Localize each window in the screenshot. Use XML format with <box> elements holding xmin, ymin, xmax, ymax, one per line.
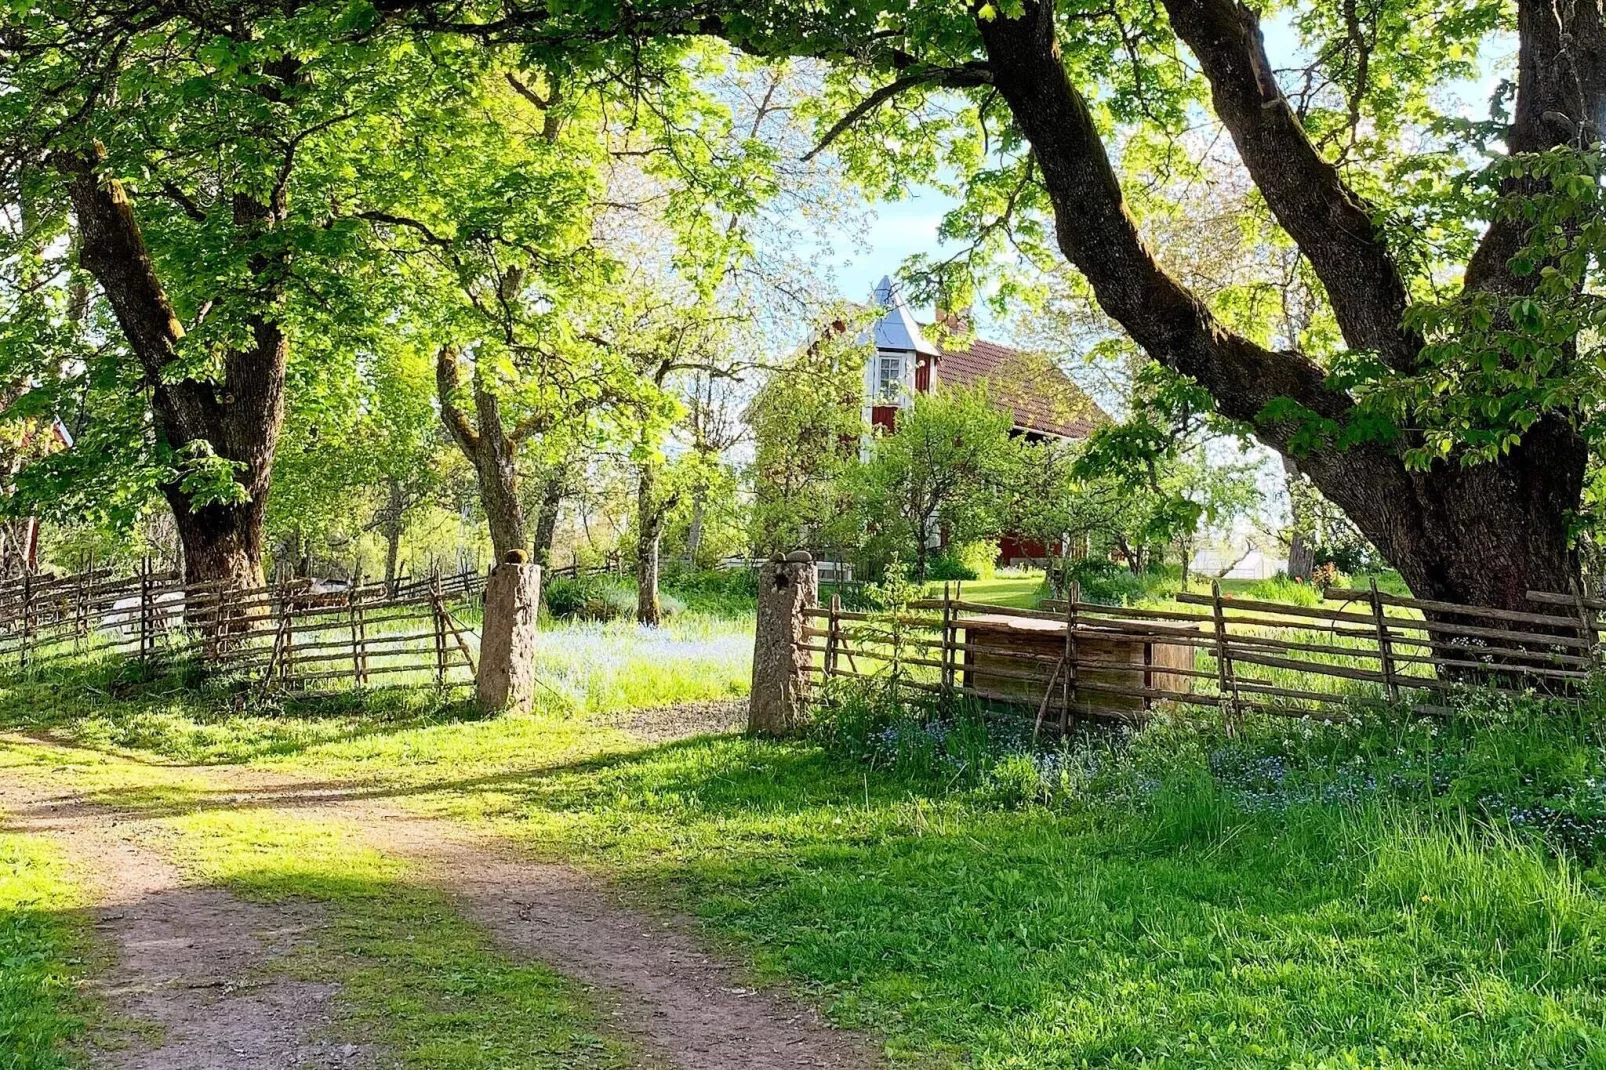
<box><xmin>876</xmin><ymin>354</ymin><xmax>904</xmax><ymax>401</ymax></box>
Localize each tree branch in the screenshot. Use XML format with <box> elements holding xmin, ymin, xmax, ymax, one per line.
<box><xmin>356</xmin><ymin>209</ymin><xmax>452</xmax><ymax>247</ymax></box>
<box><xmin>1464</xmin><ymin>0</ymin><xmax>1606</xmax><ymax>296</ymax></box>
<box><xmin>1158</xmin><ymin>0</ymin><xmax>1419</xmax><ymax>371</ymax></box>
<box><xmin>802</xmin><ymin>62</ymin><xmax>994</xmax><ymax>161</ymax></box>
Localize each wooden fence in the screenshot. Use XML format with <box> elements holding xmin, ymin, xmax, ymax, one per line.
<box><xmin>0</xmin><ymin>561</ymin><xmax>485</xmax><ymax>690</ymax></box>
<box><xmin>547</xmin><ymin>551</ymin><xmax>627</xmax><ymax>581</ymax></box>
<box><xmin>801</xmin><ymin>581</ymin><xmax>1606</xmax><ymax>729</ymax></box>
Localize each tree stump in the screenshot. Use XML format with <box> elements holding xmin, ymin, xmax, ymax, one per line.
<box><xmin>478</xmin><ymin>556</ymin><xmax>542</xmax><ymax>714</ymax></box>
<box><xmin>749</xmin><ymin>552</ymin><xmax>818</xmax><ymax>736</ymax></box>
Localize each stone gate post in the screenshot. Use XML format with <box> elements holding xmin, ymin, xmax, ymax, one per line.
<box><xmin>749</xmin><ymin>550</ymin><xmax>818</xmax><ymax>736</ymax></box>
<box><xmin>478</xmin><ymin>552</ymin><xmax>543</xmax><ymax>714</ymax></box>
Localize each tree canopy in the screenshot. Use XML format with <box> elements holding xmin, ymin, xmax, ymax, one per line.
<box><xmin>5</xmin><ymin>0</ymin><xmax>1602</xmax><ymax>606</ymax></box>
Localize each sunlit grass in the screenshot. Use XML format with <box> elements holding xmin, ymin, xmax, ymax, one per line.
<box><xmin>0</xmin><ymin>817</ymin><xmax>86</xmax><ymax>1070</ymax></box>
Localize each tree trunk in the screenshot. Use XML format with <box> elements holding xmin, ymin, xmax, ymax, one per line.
<box><xmin>382</xmin><ymin>478</ymin><xmax>405</xmax><ymax>585</ymax></box>
<box><xmin>530</xmin><ymin>472</ymin><xmax>564</xmax><ymax>566</ymax></box>
<box><xmin>56</xmin><ymin>148</ymin><xmax>287</xmax><ymax>594</ymax></box>
<box><xmin>971</xmin><ymin>0</ymin><xmax>1593</xmax><ymax>615</ymax></box>
<box><xmin>437</xmin><ymin>349</ymin><xmax>526</xmax><ymax>562</ymax></box>
<box><xmin>1282</xmin><ymin>456</ymin><xmax>1314</xmax><ymax>581</ymax></box>
<box><xmin>636</xmin><ymin>464</ymin><xmax>664</xmax><ymax>627</ymax></box>
<box><xmin>476</xmin><ymin>440</ymin><xmax>526</xmax><ymax>562</ymax></box>
<box><xmin>684</xmin><ymin>494</ymin><xmax>705</xmax><ymax>568</ymax></box>
<box><xmin>170</xmin><ymin>496</ymin><xmax>267</xmax><ymax>590</ymax></box>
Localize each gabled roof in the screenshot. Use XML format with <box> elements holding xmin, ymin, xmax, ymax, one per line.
<box><xmin>932</xmin><ymin>333</ymin><xmax>1106</xmax><ymax>440</ymax></box>
<box><xmin>862</xmin><ymin>276</ymin><xmax>941</xmax><ymax>357</ymax></box>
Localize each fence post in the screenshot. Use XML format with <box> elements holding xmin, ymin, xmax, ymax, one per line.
<box><xmin>749</xmin><ymin>551</ymin><xmax>818</xmax><ymax>736</ymax></box>
<box><xmin>1211</xmin><ymin>581</ymin><xmax>1239</xmax><ymax>730</ymax></box>
<box><xmin>138</xmin><ymin>555</ymin><xmax>152</xmax><ymax>664</ymax></box>
<box><xmin>940</xmin><ymin>583</ymin><xmax>955</xmax><ymax>696</ymax></box>
<box><xmin>280</xmin><ymin>580</ymin><xmax>295</xmax><ymax>687</ymax></box>
<box><xmin>350</xmin><ymin>570</ymin><xmax>368</xmax><ymax>686</ymax></box>
<box><xmin>1369</xmin><ymin>578</ymin><xmax>1400</xmax><ymax>704</ymax></box>
<box><xmin>19</xmin><ymin>570</ymin><xmax>32</xmax><ymax>671</ymax></box>
<box><xmin>432</xmin><ymin>570</ymin><xmax>446</xmax><ymax>687</ymax></box>
<box><xmin>1062</xmin><ymin>581</ymin><xmax>1080</xmax><ymax>734</ymax></box>
<box><xmin>76</xmin><ymin>552</ymin><xmax>91</xmax><ymax>642</ymax></box>
<box><xmin>1569</xmin><ymin>577</ymin><xmax>1598</xmax><ymax>668</ymax></box>
<box><xmin>826</xmin><ymin>593</ymin><xmax>842</xmax><ymax>679</ymax></box>
<box><xmin>477</xmin><ymin>552</ymin><xmax>541</xmax><ymax>712</ymax></box>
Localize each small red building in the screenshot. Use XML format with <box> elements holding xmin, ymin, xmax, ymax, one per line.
<box><xmin>860</xmin><ymin>277</ymin><xmax>1106</xmax><ymax>563</ymax></box>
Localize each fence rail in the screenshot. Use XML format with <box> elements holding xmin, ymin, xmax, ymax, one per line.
<box><xmin>802</xmin><ymin>581</ymin><xmax>1605</xmax><ymax>729</ymax></box>
<box><xmin>0</xmin><ymin>560</ymin><xmax>486</xmax><ymax>690</ymax></box>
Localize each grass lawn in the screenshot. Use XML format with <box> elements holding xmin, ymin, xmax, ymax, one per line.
<box><xmin>927</xmin><ymin>572</ymin><xmax>1047</xmax><ymax>609</ymax></box>
<box><xmin>0</xmin><ymin>820</ymin><xmax>86</xmax><ymax>1070</ymax></box>
<box><xmin>6</xmin><ymin>611</ymin><xmax>1606</xmax><ymax>1068</ymax></box>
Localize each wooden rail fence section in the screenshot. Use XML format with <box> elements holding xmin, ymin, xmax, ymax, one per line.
<box><xmin>0</xmin><ymin>561</ymin><xmax>485</xmax><ymax>690</ymax></box>
<box><xmin>802</xmin><ymin>581</ymin><xmax>1606</xmax><ymax>726</ymax></box>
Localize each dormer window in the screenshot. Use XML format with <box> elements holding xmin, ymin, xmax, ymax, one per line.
<box><xmin>875</xmin><ymin>353</ymin><xmax>904</xmax><ymax>401</ymax></box>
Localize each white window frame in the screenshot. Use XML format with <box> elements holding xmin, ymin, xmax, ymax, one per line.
<box><xmin>875</xmin><ymin>353</ymin><xmax>905</xmax><ymax>402</ymax></box>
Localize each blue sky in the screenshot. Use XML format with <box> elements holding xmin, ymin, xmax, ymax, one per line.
<box><xmin>833</xmin><ymin>188</ymin><xmax>955</xmax><ymax>309</ymax></box>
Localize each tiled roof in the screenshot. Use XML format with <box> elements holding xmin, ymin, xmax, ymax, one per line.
<box><xmin>931</xmin><ymin>332</ymin><xmax>1106</xmax><ymax>439</ymax></box>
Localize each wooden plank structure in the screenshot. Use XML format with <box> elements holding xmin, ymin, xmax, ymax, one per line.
<box><xmin>800</xmin><ymin>583</ymin><xmax>1606</xmax><ymax>727</ymax></box>
<box><xmin>0</xmin><ymin>563</ymin><xmax>486</xmax><ymax>691</ymax></box>
<box><xmin>957</xmin><ymin>613</ymin><xmax>1198</xmax><ymax>719</ymax></box>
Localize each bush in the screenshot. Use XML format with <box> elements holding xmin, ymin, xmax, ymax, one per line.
<box><xmin>660</xmin><ymin>564</ymin><xmax>757</xmax><ymax>616</ymax></box>
<box><xmin>543</xmin><ymin>576</ymin><xmax>684</xmax><ymax>621</ymax></box>
<box><xmin>541</xmin><ymin>577</ymin><xmax>593</xmax><ymax>618</ymax></box>
<box><xmin>1307</xmin><ymin>540</ymin><xmax>1378</xmax><ymax>576</ymax></box>
<box><xmin>928</xmin><ymin>540</ymin><xmax>998</xmax><ymax>582</ymax></box>
<box><xmin>926</xmin><ymin>554</ymin><xmax>976</xmax><ymax>581</ymax></box>
<box><xmin>1064</xmin><ymin>560</ymin><xmax>1144</xmax><ymax>606</ymax></box>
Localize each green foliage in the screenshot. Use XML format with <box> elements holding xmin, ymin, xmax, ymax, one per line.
<box><xmin>747</xmin><ymin>324</ymin><xmax>870</xmax><ymax>554</ymax></box>
<box><xmin>659</xmin><ymin>566</ymin><xmax>757</xmax><ymax>617</ymax></box>
<box><xmin>1063</xmin><ymin>559</ymin><xmax>1145</xmax><ymax>606</ymax></box>
<box><xmin>543</xmin><ymin>577</ymin><xmax>685</xmax><ymax>622</ymax></box>
<box><xmin>926</xmin><ymin>540</ymin><xmax>997</xmax><ymax>581</ymax></box>
<box><xmin>852</xmin><ymin>386</ymin><xmax>1021</xmax><ymax>580</ymax></box>
<box><xmin>1342</xmin><ymin>149</ymin><xmax>1606</xmax><ymax>470</ymax></box>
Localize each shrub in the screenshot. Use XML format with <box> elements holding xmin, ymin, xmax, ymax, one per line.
<box><xmin>543</xmin><ymin>576</ymin><xmax>683</xmax><ymax>621</ymax></box>
<box><xmin>660</xmin><ymin>565</ymin><xmax>756</xmax><ymax>616</ymax></box>
<box><xmin>929</xmin><ymin>540</ymin><xmax>998</xmax><ymax>582</ymax></box>
<box><xmin>1065</xmin><ymin>560</ymin><xmax>1144</xmax><ymax>606</ymax></box>
<box><xmin>541</xmin><ymin>577</ymin><xmax>591</xmax><ymax>618</ymax></box>
<box><xmin>926</xmin><ymin>552</ymin><xmax>977</xmax><ymax>581</ymax></box>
